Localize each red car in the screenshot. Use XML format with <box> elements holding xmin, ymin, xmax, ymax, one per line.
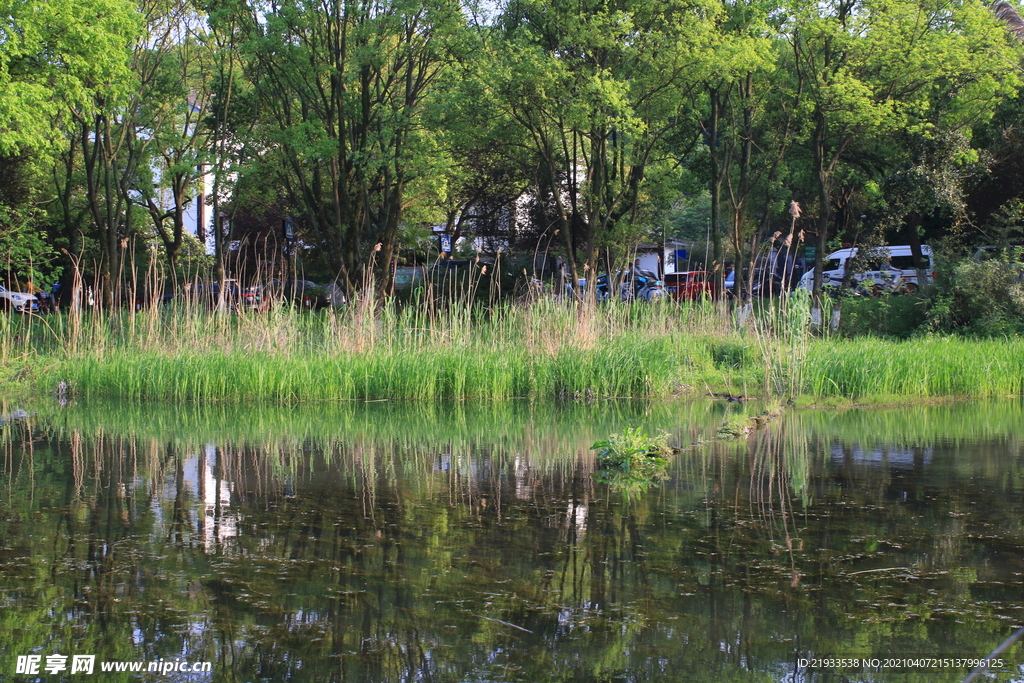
<box><xmin>663</xmin><ymin>271</ymin><xmax>716</xmax><ymax>301</ymax></box>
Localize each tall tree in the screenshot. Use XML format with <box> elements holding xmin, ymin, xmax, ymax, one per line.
<box><xmin>0</xmin><ymin>0</ymin><xmax>138</xmax><ymax>159</ymax></box>
<box><xmin>787</xmin><ymin>0</ymin><xmax>1021</xmax><ymax>318</ymax></box>
<box><xmin>60</xmin><ymin>0</ymin><xmax>204</xmax><ymax>304</ymax></box>
<box><xmin>698</xmin><ymin>0</ymin><xmax>780</xmax><ymax>300</ymax></box>
<box><xmin>484</xmin><ymin>0</ymin><xmax>720</xmax><ymax>290</ymax></box>
<box><xmin>1</xmin><ymin>0</ymin><xmax>138</xmax><ymax>288</ymax></box>
<box><xmin>236</xmin><ymin>0</ymin><xmax>466</xmax><ymax>294</ymax></box>
<box><xmin>133</xmin><ymin>8</ymin><xmax>216</xmax><ymax>277</ymax></box>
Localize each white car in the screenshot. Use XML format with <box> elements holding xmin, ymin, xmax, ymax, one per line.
<box><xmin>0</xmin><ymin>285</ymin><xmax>39</xmax><ymax>313</ymax></box>
<box><xmin>798</xmin><ymin>245</ymin><xmax>933</xmax><ymax>293</ymax></box>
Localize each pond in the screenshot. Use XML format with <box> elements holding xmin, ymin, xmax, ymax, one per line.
<box><xmin>2</xmin><ymin>399</ymin><xmax>1023</xmax><ymax>682</ymax></box>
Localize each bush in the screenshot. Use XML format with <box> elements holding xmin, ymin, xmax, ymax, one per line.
<box><xmin>926</xmin><ymin>258</ymin><xmax>1024</xmax><ymax>336</ymax></box>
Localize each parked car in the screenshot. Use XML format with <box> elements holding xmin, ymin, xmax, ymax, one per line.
<box><xmin>725</xmin><ymin>269</ymin><xmax>786</xmax><ymax>299</ymax></box>
<box><xmin>663</xmin><ymin>271</ymin><xmax>716</xmax><ymax>301</ymax></box>
<box><xmin>270</xmin><ymin>279</ymin><xmax>332</xmax><ymax>309</ymax></box>
<box><xmin>322</xmin><ymin>282</ymin><xmax>347</xmax><ymax>306</ymax></box>
<box><xmin>619</xmin><ymin>270</ymin><xmax>666</xmax><ymax>302</ymax></box>
<box><xmin>797</xmin><ymin>245</ymin><xmax>933</xmax><ymax>294</ymax></box>
<box><xmin>0</xmin><ymin>285</ymin><xmax>39</xmax><ymax>313</ymax></box>
<box><xmin>241</xmin><ymin>285</ymin><xmax>270</xmax><ymax>312</ymax></box>
<box><xmin>186</xmin><ymin>280</ymin><xmax>240</xmax><ymax>308</ymax></box>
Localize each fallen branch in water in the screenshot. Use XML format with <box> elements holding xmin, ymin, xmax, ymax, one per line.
<box><xmin>472</xmin><ymin>613</ymin><xmax>533</xmax><ymax>633</ymax></box>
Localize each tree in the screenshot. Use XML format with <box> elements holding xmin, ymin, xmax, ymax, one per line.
<box><xmin>0</xmin><ymin>0</ymin><xmax>138</xmax><ymax>158</ymax></box>
<box><xmin>1</xmin><ymin>0</ymin><xmax>138</xmax><ymax>289</ymax></box>
<box><xmin>234</xmin><ymin>0</ymin><xmax>467</xmax><ymax>294</ymax></box>
<box><xmin>483</xmin><ymin>0</ymin><xmax>720</xmax><ymax>292</ymax></box>
<box><xmin>203</xmin><ymin>0</ymin><xmax>259</xmax><ymax>284</ymax></box>
<box><xmin>414</xmin><ymin>59</ymin><xmax>535</xmax><ymax>267</ymax></box>
<box><xmin>52</xmin><ymin>0</ymin><xmax>211</xmax><ymax>304</ymax></box>
<box><xmin>133</xmin><ymin>9</ymin><xmax>216</xmax><ymax>279</ymax></box>
<box><xmin>786</xmin><ymin>0</ymin><xmax>1021</xmax><ymax>319</ymax></box>
<box><xmin>697</xmin><ymin>0</ymin><xmax>789</xmax><ymax>301</ymax></box>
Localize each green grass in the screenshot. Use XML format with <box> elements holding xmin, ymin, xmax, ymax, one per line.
<box><xmin>46</xmin><ymin>326</ymin><xmax>726</xmax><ymax>401</ymax></box>
<box><xmin>802</xmin><ymin>336</ymin><xmax>1024</xmax><ymax>399</ymax></box>
<box><xmin>3</xmin><ymin>296</ymin><xmax>1023</xmax><ymax>403</ymax></box>
<box><xmin>2</xmin><ymin>300</ymin><xmax>738</xmax><ymax>401</ymax></box>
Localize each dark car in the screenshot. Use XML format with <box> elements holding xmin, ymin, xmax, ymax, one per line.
<box><xmin>725</xmin><ymin>269</ymin><xmax>787</xmax><ymax>299</ymax></box>
<box><xmin>269</xmin><ymin>280</ymin><xmax>332</xmax><ymax>309</ymax></box>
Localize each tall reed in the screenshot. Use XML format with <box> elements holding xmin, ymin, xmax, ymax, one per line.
<box><xmin>5</xmin><ymin>286</ymin><xmax>1024</xmax><ymax>402</ymax></box>
<box><xmin>40</xmin><ymin>299</ymin><xmax>737</xmax><ymax>402</ymax></box>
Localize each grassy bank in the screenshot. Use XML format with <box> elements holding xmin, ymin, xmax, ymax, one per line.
<box><xmin>2</xmin><ymin>297</ymin><xmax>1022</xmax><ymax>402</ymax></box>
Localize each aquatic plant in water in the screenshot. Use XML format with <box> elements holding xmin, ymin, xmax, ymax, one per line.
<box><xmin>592</xmin><ymin>427</ymin><xmax>674</xmax><ymax>494</ymax></box>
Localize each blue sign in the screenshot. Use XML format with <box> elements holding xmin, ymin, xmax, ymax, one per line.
<box><xmin>283</xmin><ymin>217</ymin><xmax>295</xmax><ymax>240</ymax></box>
<box><xmin>440</xmin><ymin>234</ymin><xmax>452</xmax><ymax>253</ymax></box>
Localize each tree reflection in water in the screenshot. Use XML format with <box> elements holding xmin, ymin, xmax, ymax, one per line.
<box><xmin>1</xmin><ymin>401</ymin><xmax>1023</xmax><ymax>682</ymax></box>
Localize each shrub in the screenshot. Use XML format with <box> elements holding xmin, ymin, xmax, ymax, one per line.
<box><xmin>926</xmin><ymin>258</ymin><xmax>1024</xmax><ymax>336</ymax></box>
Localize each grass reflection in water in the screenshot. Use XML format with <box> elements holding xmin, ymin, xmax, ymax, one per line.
<box><xmin>1</xmin><ymin>400</ymin><xmax>1023</xmax><ymax>682</ymax></box>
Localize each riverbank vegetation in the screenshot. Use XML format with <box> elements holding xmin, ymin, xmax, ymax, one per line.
<box><xmin>3</xmin><ymin>295</ymin><xmax>1022</xmax><ymax>403</ymax></box>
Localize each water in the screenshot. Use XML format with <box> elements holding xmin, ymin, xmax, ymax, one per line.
<box><xmin>2</xmin><ymin>400</ymin><xmax>1024</xmax><ymax>682</ymax></box>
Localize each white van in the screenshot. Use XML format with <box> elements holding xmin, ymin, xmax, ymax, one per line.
<box><xmin>797</xmin><ymin>245</ymin><xmax>934</xmax><ymax>293</ymax></box>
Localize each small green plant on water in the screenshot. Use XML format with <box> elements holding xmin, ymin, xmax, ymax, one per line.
<box><xmin>716</xmin><ymin>413</ymin><xmax>753</xmax><ymax>439</ymax></box>
<box><xmin>591</xmin><ymin>427</ymin><xmax>673</xmax><ymax>480</ymax></box>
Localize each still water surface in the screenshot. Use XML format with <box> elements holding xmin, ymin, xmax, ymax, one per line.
<box><xmin>2</xmin><ymin>400</ymin><xmax>1023</xmax><ymax>682</ymax></box>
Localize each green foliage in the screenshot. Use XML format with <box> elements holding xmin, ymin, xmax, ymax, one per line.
<box><xmin>21</xmin><ymin>301</ymin><xmax>745</xmax><ymax>401</ymax></box>
<box><xmin>665</xmin><ymin>192</ymin><xmax>712</xmax><ymax>244</ymax></box>
<box><xmin>592</xmin><ymin>427</ymin><xmax>672</xmax><ymax>470</ymax></box>
<box><xmin>711</xmin><ymin>339</ymin><xmax>752</xmax><ymax>369</ymax></box>
<box><xmin>785</xmin><ymin>0</ymin><xmax>1021</xmax><ymax>303</ymax></box>
<box><xmin>926</xmin><ymin>256</ymin><xmax>1024</xmax><ymax>336</ymax></box>
<box><xmin>592</xmin><ymin>426</ymin><xmax>673</xmax><ymax>494</ymax></box>
<box><xmin>0</xmin><ymin>0</ymin><xmax>139</xmax><ymax>158</ymax></box>
<box><xmin>0</xmin><ymin>207</ymin><xmax>62</xmax><ymax>285</ymax></box>
<box><xmin>801</xmin><ymin>336</ymin><xmax>1024</xmax><ymax>398</ymax></box>
<box><xmin>716</xmin><ymin>412</ymin><xmax>753</xmax><ymax>439</ymax></box>
<box><xmin>5</xmin><ymin>297</ymin><xmax>1024</xmax><ymax>403</ymax></box>
<box><xmin>982</xmin><ymin>199</ymin><xmax>1024</xmax><ymax>247</ymax></box>
<box><xmin>3</xmin><ymin>0</ymin><xmax>1021</xmax><ymax>307</ymax></box>
<box><xmin>837</xmin><ymin>295</ymin><xmax>930</xmax><ymax>339</ymax></box>
<box><xmin>477</xmin><ymin>0</ymin><xmax>724</xmax><ymax>272</ymax></box>
<box><xmin>233</xmin><ymin>0</ymin><xmax>469</xmax><ymax>285</ymax></box>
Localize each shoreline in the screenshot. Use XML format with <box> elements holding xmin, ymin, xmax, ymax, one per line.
<box><xmin>3</xmin><ymin>305</ymin><xmax>1022</xmax><ymax>404</ymax></box>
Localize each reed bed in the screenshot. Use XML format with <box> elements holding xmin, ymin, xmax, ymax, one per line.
<box><xmin>4</xmin><ymin>295</ymin><xmax>1024</xmax><ymax>403</ymax></box>
<box><xmin>802</xmin><ymin>337</ymin><xmax>1024</xmax><ymax>399</ymax></box>
<box><xmin>14</xmin><ymin>299</ymin><xmax>746</xmax><ymax>402</ymax></box>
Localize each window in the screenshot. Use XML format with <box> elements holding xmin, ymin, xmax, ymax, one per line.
<box><xmin>891</xmin><ymin>255</ymin><xmax>924</xmax><ymax>270</ymax></box>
